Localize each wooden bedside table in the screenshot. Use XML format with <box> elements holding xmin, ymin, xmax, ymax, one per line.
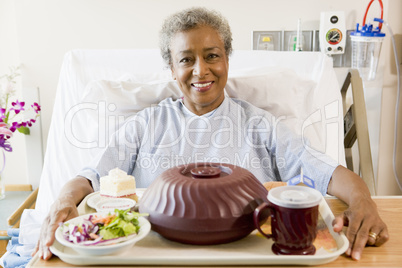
<box><xmin>0</xmin><ymin>185</ymin><xmax>37</xmax><ymax>257</ymax></box>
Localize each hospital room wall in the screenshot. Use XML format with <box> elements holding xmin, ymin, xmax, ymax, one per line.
<box><xmin>377</xmin><ymin>0</ymin><xmax>402</xmax><ymax>195</ymax></box>
<box><xmin>0</xmin><ymin>0</ymin><xmax>400</xmax><ymax>195</ymax></box>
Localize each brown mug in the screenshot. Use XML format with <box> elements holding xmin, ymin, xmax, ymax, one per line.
<box><xmin>253</xmin><ymin>186</ymin><xmax>322</xmax><ymax>255</ymax></box>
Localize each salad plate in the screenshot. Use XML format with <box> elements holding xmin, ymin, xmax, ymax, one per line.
<box><xmin>54</xmin><ymin>211</ymin><xmax>151</xmax><ymax>256</ymax></box>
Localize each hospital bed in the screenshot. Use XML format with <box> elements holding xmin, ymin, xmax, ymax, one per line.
<box><xmin>2</xmin><ymin>49</ymin><xmax>375</xmax><ymax>262</ymax></box>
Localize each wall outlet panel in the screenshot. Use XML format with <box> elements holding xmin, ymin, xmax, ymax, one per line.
<box><xmin>283</xmin><ymin>31</ymin><xmax>313</xmax><ymax>51</ymax></box>
<box><xmin>252</xmin><ymin>29</ymin><xmax>353</xmax><ymax>67</ymax></box>
<box><xmin>252</xmin><ymin>31</ymin><xmax>282</xmax><ymax>51</ymax></box>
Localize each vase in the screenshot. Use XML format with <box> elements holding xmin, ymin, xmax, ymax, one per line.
<box><xmin>0</xmin><ymin>174</ymin><xmax>5</xmax><ymax>200</ymax></box>
<box><xmin>0</xmin><ymin>152</ymin><xmax>5</xmax><ymax>200</ymax></box>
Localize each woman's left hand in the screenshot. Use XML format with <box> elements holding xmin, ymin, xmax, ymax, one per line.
<box><xmin>328</xmin><ymin>165</ymin><xmax>389</xmax><ymax>261</ymax></box>
<box><xmin>332</xmin><ymin>195</ymin><xmax>389</xmax><ymax>260</ymax></box>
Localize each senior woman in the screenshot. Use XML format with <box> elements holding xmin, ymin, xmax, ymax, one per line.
<box><xmin>34</xmin><ymin>7</ymin><xmax>388</xmax><ymax>261</ymax></box>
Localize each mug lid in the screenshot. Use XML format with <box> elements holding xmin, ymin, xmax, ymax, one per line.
<box><xmin>268</xmin><ymin>186</ymin><xmax>322</xmax><ymax>208</ymax></box>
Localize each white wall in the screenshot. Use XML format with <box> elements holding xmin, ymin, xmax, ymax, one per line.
<box><xmin>1</xmin><ymin>0</ymin><xmax>400</xmax><ymax>194</ymax></box>
<box><xmin>0</xmin><ymin>0</ymin><xmax>27</xmax><ymax>187</ymax></box>
<box><xmin>377</xmin><ymin>0</ymin><xmax>402</xmax><ymax>195</ymax></box>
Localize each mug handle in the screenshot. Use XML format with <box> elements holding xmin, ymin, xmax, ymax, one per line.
<box><xmin>253</xmin><ymin>202</ymin><xmax>274</xmax><ymax>239</ymax></box>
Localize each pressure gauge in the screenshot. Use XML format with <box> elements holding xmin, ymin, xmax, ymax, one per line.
<box><xmin>326</xmin><ymin>28</ymin><xmax>343</xmax><ymax>45</ymax></box>
<box><xmin>319</xmin><ymin>11</ymin><xmax>346</xmax><ymax>55</ymax></box>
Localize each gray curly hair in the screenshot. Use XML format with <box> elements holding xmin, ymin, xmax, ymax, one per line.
<box><xmin>159</xmin><ymin>7</ymin><xmax>233</xmax><ymax>67</ymax></box>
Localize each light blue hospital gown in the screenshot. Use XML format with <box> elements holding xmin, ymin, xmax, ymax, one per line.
<box><xmin>79</xmin><ymin>97</ymin><xmax>338</xmax><ymax>195</ymax></box>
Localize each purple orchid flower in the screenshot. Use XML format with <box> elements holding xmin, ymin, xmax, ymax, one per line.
<box><xmin>11</xmin><ymin>100</ymin><xmax>25</xmax><ymax>114</ymax></box>
<box><xmin>0</xmin><ymin>67</ymin><xmax>40</xmax><ymax>148</ymax></box>
<box><xmin>26</xmin><ymin>119</ymin><xmax>36</xmax><ymax>127</ymax></box>
<box><xmin>0</xmin><ymin>108</ymin><xmax>6</xmax><ymax>122</ymax></box>
<box><xmin>9</xmin><ymin>122</ymin><xmax>20</xmax><ymax>132</ymax></box>
<box><xmin>31</xmin><ymin>102</ymin><xmax>41</xmax><ymax>114</ymax></box>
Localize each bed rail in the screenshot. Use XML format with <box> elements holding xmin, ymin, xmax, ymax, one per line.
<box><xmin>341</xmin><ymin>69</ymin><xmax>376</xmax><ymax>195</ymax></box>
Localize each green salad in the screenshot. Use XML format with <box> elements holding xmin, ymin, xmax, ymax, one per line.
<box><xmin>61</xmin><ymin>209</ymin><xmax>147</xmax><ymax>246</ymax></box>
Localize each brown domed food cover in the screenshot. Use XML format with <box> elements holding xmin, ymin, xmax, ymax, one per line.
<box><xmin>138</xmin><ymin>162</ymin><xmax>269</xmax><ymax>245</ymax></box>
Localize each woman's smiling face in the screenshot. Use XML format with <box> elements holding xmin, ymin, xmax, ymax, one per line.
<box><xmin>170</xmin><ymin>25</ymin><xmax>229</xmax><ymax>115</ymax></box>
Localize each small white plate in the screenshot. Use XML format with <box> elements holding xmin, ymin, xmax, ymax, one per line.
<box><xmin>55</xmin><ymin>213</ymin><xmax>151</xmax><ymax>256</ymax></box>
<box><xmin>96</xmin><ymin>198</ymin><xmax>136</xmax><ymax>212</ymax></box>
<box><xmin>86</xmin><ymin>192</ymin><xmax>104</xmax><ymax>210</ymax></box>
<box><xmin>87</xmin><ymin>189</ymin><xmax>145</xmax><ymax>211</ymax></box>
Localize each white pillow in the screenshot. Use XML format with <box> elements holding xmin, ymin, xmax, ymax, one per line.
<box><xmin>68</xmin><ymin>79</ymin><xmax>182</xmax><ymax>151</ymax></box>
<box><xmin>226</xmin><ymin>67</ymin><xmax>316</xmax><ymax>131</ymax></box>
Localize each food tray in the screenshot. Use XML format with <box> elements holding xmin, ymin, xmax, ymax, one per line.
<box><xmin>50</xmin><ymin>196</ymin><xmax>348</xmax><ymax>266</ymax></box>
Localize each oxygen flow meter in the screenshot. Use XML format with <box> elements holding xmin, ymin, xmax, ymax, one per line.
<box><xmin>319</xmin><ymin>11</ymin><xmax>347</xmax><ymax>55</ymax></box>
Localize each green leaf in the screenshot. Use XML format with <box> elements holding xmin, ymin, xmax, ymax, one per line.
<box><xmin>99</xmin><ymin>228</ymin><xmax>120</xmax><ymax>240</ymax></box>
<box><xmin>122</xmin><ymin>222</ymin><xmax>136</xmax><ymax>236</ymax></box>
<box><xmin>17</xmin><ymin>127</ymin><xmax>30</xmax><ymax>135</ymax></box>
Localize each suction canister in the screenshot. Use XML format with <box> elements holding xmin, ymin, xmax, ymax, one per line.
<box><xmin>350</xmin><ymin>21</ymin><xmax>385</xmax><ymax>81</ymax></box>
<box><xmin>350</xmin><ymin>0</ymin><xmax>386</xmax><ymax>81</ymax></box>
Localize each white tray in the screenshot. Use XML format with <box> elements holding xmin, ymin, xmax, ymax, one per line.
<box><xmin>50</xmin><ymin>198</ymin><xmax>348</xmax><ymax>266</ymax></box>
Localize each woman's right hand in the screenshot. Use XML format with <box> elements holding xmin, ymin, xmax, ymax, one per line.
<box><xmin>32</xmin><ymin>195</ymin><xmax>79</xmax><ymax>260</ymax></box>
<box><xmin>32</xmin><ymin>176</ymin><xmax>94</xmax><ymax>260</ymax></box>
